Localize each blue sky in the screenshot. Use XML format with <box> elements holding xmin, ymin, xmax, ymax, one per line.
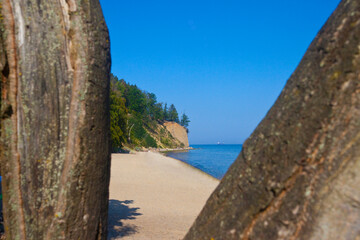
<box><xmin>99</xmin><ymin>0</ymin><xmax>341</xmax><ymax>144</ymax></box>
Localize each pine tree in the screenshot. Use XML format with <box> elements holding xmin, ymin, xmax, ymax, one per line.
<box><xmin>180</xmin><ymin>113</ymin><xmax>190</xmax><ymax>128</ymax></box>
<box><xmin>163</xmin><ymin>103</ymin><xmax>168</xmax><ymax>120</ymax></box>
<box><xmin>110</xmin><ymin>83</ymin><xmax>128</xmax><ymax>151</ymax></box>
<box><xmin>168</xmin><ymin>104</ymin><xmax>179</xmax><ymax>123</ymax></box>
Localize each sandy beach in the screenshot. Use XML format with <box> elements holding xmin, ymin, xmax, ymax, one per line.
<box><xmin>108</xmin><ymin>151</ymin><xmax>219</xmax><ymax>240</ymax></box>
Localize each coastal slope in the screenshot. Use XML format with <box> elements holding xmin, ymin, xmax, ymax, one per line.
<box><xmin>108</xmin><ymin>152</ymin><xmax>219</xmax><ymax>239</ymax></box>
<box><xmin>143</xmin><ymin>121</ymin><xmax>189</xmax><ymax>149</ymax></box>
<box><xmin>163</xmin><ymin>121</ymin><xmax>189</xmax><ymax>147</ymax></box>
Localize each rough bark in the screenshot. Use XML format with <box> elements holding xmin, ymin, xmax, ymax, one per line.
<box><xmin>0</xmin><ymin>0</ymin><xmax>111</xmax><ymax>239</ymax></box>
<box><xmin>185</xmin><ymin>0</ymin><xmax>360</xmax><ymax>239</ymax></box>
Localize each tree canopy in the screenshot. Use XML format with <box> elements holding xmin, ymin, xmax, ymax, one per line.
<box><xmin>167</xmin><ymin>104</ymin><xmax>179</xmax><ymax>123</ymax></box>
<box><xmin>180</xmin><ymin>113</ymin><xmax>190</xmax><ymax>128</ymax></box>
<box><xmin>109</xmin><ymin>73</ymin><xmax>190</xmax><ymax>151</ymax></box>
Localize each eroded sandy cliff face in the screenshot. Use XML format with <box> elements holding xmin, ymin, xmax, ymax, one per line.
<box><xmin>163</xmin><ymin>122</ymin><xmax>189</xmax><ymax>147</ymax></box>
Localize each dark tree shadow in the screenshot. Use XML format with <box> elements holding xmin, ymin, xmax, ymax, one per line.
<box><xmin>107</xmin><ymin>199</ymin><xmax>142</xmax><ymax>239</ymax></box>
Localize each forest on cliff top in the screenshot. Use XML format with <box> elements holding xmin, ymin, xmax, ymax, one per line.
<box><xmin>110</xmin><ymin>74</ymin><xmax>190</xmax><ymax>151</ymax></box>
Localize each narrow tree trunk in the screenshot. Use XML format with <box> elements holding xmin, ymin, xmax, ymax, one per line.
<box><xmin>0</xmin><ymin>0</ymin><xmax>111</xmax><ymax>239</ymax></box>
<box><xmin>185</xmin><ymin>0</ymin><xmax>360</xmax><ymax>239</ymax></box>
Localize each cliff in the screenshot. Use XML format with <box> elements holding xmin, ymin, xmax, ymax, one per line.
<box><xmin>146</xmin><ymin>121</ymin><xmax>188</xmax><ymax>149</ymax></box>
<box><xmin>163</xmin><ymin>121</ymin><xmax>189</xmax><ymax>147</ymax></box>
<box><xmin>123</xmin><ymin>120</ymin><xmax>189</xmax><ymax>150</ymax></box>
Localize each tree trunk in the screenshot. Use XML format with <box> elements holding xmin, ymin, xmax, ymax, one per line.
<box><xmin>0</xmin><ymin>0</ymin><xmax>111</xmax><ymax>239</ymax></box>
<box><xmin>185</xmin><ymin>0</ymin><xmax>360</xmax><ymax>239</ymax></box>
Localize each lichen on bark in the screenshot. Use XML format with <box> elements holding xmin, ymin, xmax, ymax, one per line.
<box><xmin>0</xmin><ymin>0</ymin><xmax>111</xmax><ymax>239</ymax></box>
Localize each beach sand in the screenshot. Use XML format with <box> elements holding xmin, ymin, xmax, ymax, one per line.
<box><xmin>108</xmin><ymin>151</ymin><xmax>219</xmax><ymax>240</ymax></box>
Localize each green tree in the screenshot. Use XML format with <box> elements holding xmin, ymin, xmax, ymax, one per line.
<box><xmin>143</xmin><ymin>134</ymin><xmax>158</xmax><ymax>148</ymax></box>
<box><xmin>110</xmin><ymin>73</ymin><xmax>119</xmax><ymax>86</ymax></box>
<box><xmin>168</xmin><ymin>104</ymin><xmax>179</xmax><ymax>123</ymax></box>
<box><xmin>163</xmin><ymin>103</ymin><xmax>168</xmax><ymax>120</ymax></box>
<box><xmin>153</xmin><ymin>102</ymin><xmax>164</xmax><ymax>121</ymax></box>
<box><xmin>126</xmin><ymin>84</ymin><xmax>147</xmax><ymax>114</ymax></box>
<box><xmin>145</xmin><ymin>92</ymin><xmax>157</xmax><ymax>119</ymax></box>
<box><xmin>110</xmin><ymin>83</ymin><xmax>128</xmax><ymax>151</ymax></box>
<box><xmin>110</xmin><ymin>74</ymin><xmax>127</xmax><ymax>96</ymax></box>
<box><xmin>128</xmin><ymin>115</ymin><xmax>146</xmax><ymax>143</ymax></box>
<box><xmin>108</xmin><ymin>73</ymin><xmax>185</xmax><ymax>149</ymax></box>
<box><xmin>180</xmin><ymin>113</ymin><xmax>190</xmax><ymax>128</ymax></box>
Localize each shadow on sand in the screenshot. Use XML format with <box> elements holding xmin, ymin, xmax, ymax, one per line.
<box><xmin>107</xmin><ymin>200</ymin><xmax>142</xmax><ymax>239</ymax></box>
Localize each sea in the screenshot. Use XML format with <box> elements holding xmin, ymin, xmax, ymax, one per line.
<box><xmin>165</xmin><ymin>144</ymin><xmax>242</xmax><ymax>179</ymax></box>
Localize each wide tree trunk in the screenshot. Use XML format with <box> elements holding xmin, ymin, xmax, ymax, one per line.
<box><xmin>0</xmin><ymin>0</ymin><xmax>111</xmax><ymax>239</ymax></box>
<box><xmin>185</xmin><ymin>0</ymin><xmax>360</xmax><ymax>239</ymax></box>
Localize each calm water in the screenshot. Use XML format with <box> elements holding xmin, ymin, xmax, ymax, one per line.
<box><xmin>165</xmin><ymin>144</ymin><xmax>242</xmax><ymax>179</ymax></box>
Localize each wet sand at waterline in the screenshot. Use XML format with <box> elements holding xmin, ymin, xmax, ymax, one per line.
<box><xmin>108</xmin><ymin>151</ymin><xmax>219</xmax><ymax>240</ymax></box>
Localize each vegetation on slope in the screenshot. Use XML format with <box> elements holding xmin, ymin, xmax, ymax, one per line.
<box><xmin>110</xmin><ymin>74</ymin><xmax>190</xmax><ymax>151</ymax></box>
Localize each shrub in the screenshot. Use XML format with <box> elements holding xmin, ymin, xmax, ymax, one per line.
<box><xmin>143</xmin><ymin>134</ymin><xmax>157</xmax><ymax>148</ymax></box>
<box><xmin>160</xmin><ymin>137</ymin><xmax>171</xmax><ymax>147</ymax></box>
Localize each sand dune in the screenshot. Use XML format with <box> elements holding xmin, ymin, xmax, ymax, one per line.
<box><xmin>108</xmin><ymin>151</ymin><xmax>219</xmax><ymax>240</ymax></box>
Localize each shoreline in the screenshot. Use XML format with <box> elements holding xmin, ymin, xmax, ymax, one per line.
<box><xmin>108</xmin><ymin>151</ymin><xmax>219</xmax><ymax>239</ymax></box>
<box><xmin>124</xmin><ymin>148</ymin><xmax>220</xmax><ymax>181</ymax></box>
<box><xmin>119</xmin><ymin>146</ymin><xmax>194</xmax><ymax>154</ymax></box>
<box><xmin>155</xmin><ymin>151</ymin><xmax>220</xmax><ymax>181</ymax></box>
<box><xmin>156</xmin><ymin>146</ymin><xmax>194</xmax><ymax>153</ymax></box>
